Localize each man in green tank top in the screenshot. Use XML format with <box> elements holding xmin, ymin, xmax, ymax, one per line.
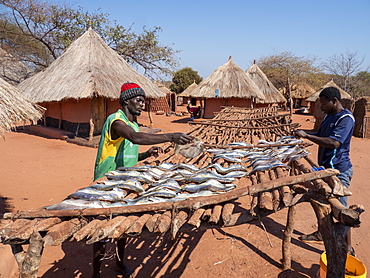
<box><xmin>93</xmin><ymin>82</ymin><xmax>192</xmax><ymax>278</ymax></box>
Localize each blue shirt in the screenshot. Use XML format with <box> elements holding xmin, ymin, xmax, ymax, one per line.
<box><xmin>316</xmin><ymin>109</ymin><xmax>354</xmax><ymax>172</ymax></box>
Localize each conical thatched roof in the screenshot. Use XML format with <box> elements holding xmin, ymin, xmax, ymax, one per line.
<box><xmin>290</xmin><ymin>82</ymin><xmax>316</xmax><ymax>99</ymax></box>
<box><xmin>190</xmin><ymin>57</ymin><xmax>265</xmax><ymax>100</ymax></box>
<box><xmin>0</xmin><ymin>48</ymin><xmax>32</xmax><ymax>85</ymax></box>
<box><xmin>154</xmin><ymin>80</ymin><xmax>172</xmax><ymax>95</ymax></box>
<box><xmin>306</xmin><ymin>80</ymin><xmax>352</xmax><ymax>102</ymax></box>
<box><xmin>178</xmin><ymin>81</ymin><xmax>198</xmax><ymax>97</ymax></box>
<box><xmin>0</xmin><ymin>77</ymin><xmax>44</xmax><ymax>135</ymax></box>
<box><xmin>18</xmin><ymin>28</ymin><xmax>165</xmax><ymax>103</ymax></box>
<box><xmin>246</xmin><ymin>63</ymin><xmax>286</xmax><ymax>104</ymax></box>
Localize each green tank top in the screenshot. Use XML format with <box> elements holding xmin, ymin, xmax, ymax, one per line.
<box><xmin>94</xmin><ymin>109</ymin><xmax>139</xmax><ymax>180</ymax></box>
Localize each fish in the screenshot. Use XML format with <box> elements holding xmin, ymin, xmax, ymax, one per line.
<box><xmin>212</xmin><ymin>155</ymin><xmax>243</xmax><ymax>163</ymax></box>
<box><xmin>175</xmin><ymin>138</ymin><xmax>204</xmax><ymax>158</ymax></box>
<box><xmin>43</xmin><ymin>199</ymin><xmax>105</xmax><ymax>210</ymax></box>
<box><xmin>130</xmin><ymin>188</ymin><xmax>177</xmax><ymax>202</ymax></box>
<box><xmin>176</xmin><ymin>190</ymin><xmax>219</xmax><ymax>199</ymax></box>
<box><xmin>116</xmin><ymin>165</ymin><xmax>153</xmax><ymax>171</ymax></box>
<box><xmin>142</xmin><ymin>180</ymin><xmax>182</xmax><ymax>194</ymax></box>
<box><xmin>175</xmin><ymin>168</ymin><xmax>198</xmax><ymax>177</ymax></box>
<box><xmin>248</xmin><ymin>158</ymin><xmax>280</xmax><ymax>168</ymax></box>
<box><xmin>156</xmin><ymin>162</ymin><xmax>177</xmax><ymax>171</ymax></box>
<box><xmin>250</xmin><ymin>161</ymin><xmax>291</xmax><ymax>174</ymax></box>
<box><xmin>222</xmin><ymin>170</ymin><xmax>248</xmax><ymax>178</ymax></box>
<box><xmin>68</xmin><ymin>187</ymin><xmax>127</xmax><ymax>202</ymax></box>
<box><xmin>206</xmin><ymin>148</ymin><xmax>230</xmax><ymax>154</ymax></box>
<box><xmin>227</xmin><ymin>142</ymin><xmax>253</xmax><ymax>147</ymax></box>
<box><xmin>176</xmin><ymin>163</ymin><xmax>201</xmax><ymax>173</ymax></box>
<box><xmin>92</xmin><ymin>179</ymin><xmax>144</xmax><ymax>193</ymax></box>
<box><xmin>146</xmin><ymin>168</ymin><xmax>168</xmax><ymax>180</ymax></box>
<box><xmin>105</xmin><ymin>171</ymin><xmax>154</xmax><ymax>184</ymax></box>
<box><xmin>182</xmin><ymin>179</ymin><xmax>236</xmax><ymax>193</ymax></box>
<box><xmin>185</xmin><ymin>172</ymin><xmax>235</xmax><ymax>183</ymax></box>
<box><xmin>208</xmin><ymin>163</ymin><xmax>248</xmax><ymax>174</ymax></box>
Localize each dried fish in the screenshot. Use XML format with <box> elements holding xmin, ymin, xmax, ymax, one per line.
<box><xmin>175</xmin><ymin>138</ymin><xmax>204</xmax><ymax>158</ymax></box>
<box><xmin>43</xmin><ymin>199</ymin><xmax>105</xmax><ymax>210</ymax></box>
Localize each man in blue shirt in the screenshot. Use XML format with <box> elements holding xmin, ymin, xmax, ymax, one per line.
<box><xmin>293</xmin><ymin>86</ymin><xmax>355</xmax><ymax>256</ymax></box>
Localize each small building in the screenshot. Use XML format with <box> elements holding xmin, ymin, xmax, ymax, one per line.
<box><xmin>246</xmin><ymin>62</ymin><xmax>286</xmax><ymax>107</ymax></box>
<box><xmin>151</xmin><ymin>80</ymin><xmax>175</xmax><ymax>113</ymax></box>
<box><xmin>189</xmin><ymin>57</ymin><xmax>265</xmax><ymax>118</ymax></box>
<box><xmin>353</xmin><ymin>97</ymin><xmax>370</xmax><ymax>138</ymax></box>
<box><xmin>306</xmin><ymin>80</ymin><xmax>353</xmax><ymax>131</ymax></box>
<box><xmin>178</xmin><ymin>81</ymin><xmax>198</xmax><ymax>105</ymax></box>
<box><xmin>289</xmin><ymin>83</ymin><xmax>316</xmax><ymax>109</ymax></box>
<box><xmin>18</xmin><ymin>28</ymin><xmax>165</xmax><ymax>139</ymax></box>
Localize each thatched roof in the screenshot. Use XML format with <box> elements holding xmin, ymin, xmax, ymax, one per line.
<box><xmin>178</xmin><ymin>81</ymin><xmax>198</xmax><ymax>97</ymax></box>
<box><xmin>154</xmin><ymin>80</ymin><xmax>172</xmax><ymax>95</ymax></box>
<box><xmin>306</xmin><ymin>80</ymin><xmax>352</xmax><ymax>102</ymax></box>
<box><xmin>0</xmin><ymin>48</ymin><xmax>32</xmax><ymax>86</ymax></box>
<box><xmin>18</xmin><ymin>28</ymin><xmax>165</xmax><ymax>103</ymax></box>
<box><xmin>189</xmin><ymin>57</ymin><xmax>265</xmax><ymax>100</ymax></box>
<box><xmin>0</xmin><ymin>77</ymin><xmax>44</xmax><ymax>135</ymax></box>
<box><xmin>289</xmin><ymin>83</ymin><xmax>316</xmax><ymax>99</ymax></box>
<box><xmin>246</xmin><ymin>63</ymin><xmax>286</xmax><ymax>104</ymax></box>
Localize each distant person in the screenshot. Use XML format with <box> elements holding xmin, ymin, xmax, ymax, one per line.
<box><xmin>293</xmin><ymin>86</ymin><xmax>355</xmax><ymax>256</ymax></box>
<box><xmin>93</xmin><ymin>82</ymin><xmax>192</xmax><ymax>277</ymax></box>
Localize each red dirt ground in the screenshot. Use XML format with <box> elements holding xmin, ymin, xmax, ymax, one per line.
<box><xmin>0</xmin><ymin>107</ymin><xmax>369</xmax><ymax>278</ymax></box>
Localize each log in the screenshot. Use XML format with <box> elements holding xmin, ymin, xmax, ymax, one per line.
<box><xmin>209</xmin><ymin>205</ymin><xmax>223</xmax><ymax>224</ymax></box>
<box><xmin>11</xmin><ymin>244</ymin><xmax>26</xmax><ymax>270</ymax></box>
<box><xmin>125</xmin><ymin>214</ymin><xmax>153</xmax><ymax>236</ymax></box>
<box><xmin>19</xmin><ymin>231</ymin><xmax>44</xmax><ymax>278</ymax></box>
<box><xmin>282</xmin><ymin>204</ymin><xmax>296</xmax><ymax>270</ymax></box>
<box><xmin>4</xmin><ymin>169</ymin><xmax>340</xmax><ymax>219</ymax></box>
<box><xmin>111</xmin><ymin>215</ymin><xmax>139</xmax><ymax>239</ymax></box>
<box><xmin>145</xmin><ymin>214</ymin><xmax>162</xmax><ymax>233</ymax></box>
<box><xmin>222</xmin><ymin>212</ymin><xmax>255</xmax><ymax>227</ymax></box>
<box><xmin>4</xmin><ymin>219</ymin><xmax>39</xmax><ymax>244</ymax></box>
<box><xmin>259</xmin><ymin>191</ymin><xmax>273</xmax><ymax>211</ymax></box>
<box><xmin>44</xmin><ymin>218</ymin><xmax>87</xmax><ymax>246</ymax></box>
<box><xmin>153</xmin><ymin>211</ymin><xmax>172</xmax><ymax>234</ymax></box>
<box><xmin>72</xmin><ymin>219</ymin><xmax>103</xmax><ymax>242</ymax></box>
<box><xmin>34</xmin><ymin>217</ymin><xmax>62</xmax><ymax>232</ymax></box>
<box><xmin>201</xmin><ymin>208</ymin><xmax>212</xmax><ymax>221</ymax></box>
<box><xmin>1</xmin><ymin>219</ymin><xmax>30</xmax><ymax>235</ymax></box>
<box><xmin>85</xmin><ymin>219</ymin><xmax>108</xmax><ymax>244</ymax></box>
<box><xmin>221</xmin><ymin>203</ymin><xmax>234</xmax><ymax>226</ymax></box>
<box><xmin>187</xmin><ymin>208</ymin><xmax>205</xmax><ymax>228</ymax></box>
<box><xmin>170</xmin><ymin>210</ymin><xmax>188</xmax><ymax>239</ymax></box>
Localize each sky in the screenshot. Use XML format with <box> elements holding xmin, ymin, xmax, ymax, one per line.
<box><xmin>69</xmin><ymin>0</ymin><xmax>370</xmax><ymax>79</ymax></box>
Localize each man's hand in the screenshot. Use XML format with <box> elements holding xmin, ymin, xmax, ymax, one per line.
<box><xmin>147</xmin><ymin>146</ymin><xmax>163</xmax><ymax>158</ymax></box>
<box><xmin>293</xmin><ymin>129</ymin><xmax>308</xmax><ymax>138</ymax></box>
<box><xmin>171</xmin><ymin>133</ymin><xmax>193</xmax><ymax>145</ymax></box>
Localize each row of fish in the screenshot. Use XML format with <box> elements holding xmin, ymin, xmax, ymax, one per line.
<box><xmin>44</xmin><ymin>138</ymin><xmax>310</xmax><ymax>210</ymax></box>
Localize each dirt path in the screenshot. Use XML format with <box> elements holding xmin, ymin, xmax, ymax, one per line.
<box><xmin>0</xmin><ymin>108</ymin><xmax>368</xmax><ymax>278</ymax></box>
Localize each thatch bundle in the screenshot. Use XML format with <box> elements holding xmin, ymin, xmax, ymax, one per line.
<box><xmin>0</xmin><ymin>77</ymin><xmax>44</xmax><ymax>135</ymax></box>
<box><xmin>246</xmin><ymin>63</ymin><xmax>286</xmax><ymax>104</ymax></box>
<box><xmin>18</xmin><ymin>28</ymin><xmax>165</xmax><ymax>103</ymax></box>
<box><xmin>353</xmin><ymin>97</ymin><xmax>370</xmax><ymax>138</ymax></box>
<box><xmin>190</xmin><ymin>57</ymin><xmax>265</xmax><ymax>101</ymax></box>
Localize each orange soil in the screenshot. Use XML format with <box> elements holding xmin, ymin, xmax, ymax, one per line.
<box><xmin>1</xmin><ymin>107</ymin><xmax>369</xmax><ymax>278</ymax></box>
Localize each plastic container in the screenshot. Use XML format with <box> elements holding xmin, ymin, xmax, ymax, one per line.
<box><xmin>319</xmin><ymin>252</ymin><xmax>367</xmax><ymax>277</ymax></box>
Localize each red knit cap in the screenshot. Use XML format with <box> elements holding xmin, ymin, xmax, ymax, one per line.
<box><xmin>119</xmin><ymin>82</ymin><xmax>146</xmax><ymax>103</ymax></box>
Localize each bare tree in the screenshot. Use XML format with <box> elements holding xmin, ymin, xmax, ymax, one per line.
<box><xmin>321</xmin><ymin>50</ymin><xmax>365</xmax><ymax>91</ymax></box>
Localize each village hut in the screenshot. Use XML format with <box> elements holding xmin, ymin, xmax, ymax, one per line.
<box><xmin>288</xmin><ymin>83</ymin><xmax>316</xmax><ymax>109</ymax></box>
<box><xmin>189</xmin><ymin>57</ymin><xmax>265</xmax><ymax>118</ymax></box>
<box><xmin>17</xmin><ymin>28</ymin><xmax>165</xmax><ymax>139</ymax></box>
<box><xmin>0</xmin><ymin>77</ymin><xmax>43</xmax><ymax>136</ymax></box>
<box><xmin>353</xmin><ymin>96</ymin><xmax>370</xmax><ymax>138</ymax></box>
<box><xmin>306</xmin><ymin>80</ymin><xmax>353</xmax><ymax>131</ymax></box>
<box><xmin>178</xmin><ymin>81</ymin><xmax>198</xmax><ymax>105</ymax></box>
<box><xmin>151</xmin><ymin>80</ymin><xmax>175</xmax><ymax>113</ymax></box>
<box><xmin>245</xmin><ymin>62</ymin><xmax>286</xmax><ymax>107</ymax></box>
<box><xmin>0</xmin><ymin>48</ymin><xmax>32</xmax><ymax>86</ymax></box>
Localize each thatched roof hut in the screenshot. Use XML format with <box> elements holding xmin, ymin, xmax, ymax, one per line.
<box><xmin>0</xmin><ymin>77</ymin><xmax>43</xmax><ymax>135</ymax></box>
<box><xmin>245</xmin><ymin>63</ymin><xmax>286</xmax><ymax>106</ymax></box>
<box><xmin>189</xmin><ymin>57</ymin><xmax>265</xmax><ymax>118</ymax></box>
<box><xmin>18</xmin><ymin>28</ymin><xmax>165</xmax><ymax>138</ymax></box>
<box><xmin>151</xmin><ymin>80</ymin><xmax>174</xmax><ymax>112</ymax></box>
<box><xmin>289</xmin><ymin>83</ymin><xmax>316</xmax><ymax>108</ymax></box>
<box><xmin>0</xmin><ymin>48</ymin><xmax>32</xmax><ymax>86</ymax></box>
<box><xmin>178</xmin><ymin>81</ymin><xmax>198</xmax><ymax>106</ymax></box>
<box><xmin>306</xmin><ymin>80</ymin><xmax>353</xmax><ymax>131</ymax></box>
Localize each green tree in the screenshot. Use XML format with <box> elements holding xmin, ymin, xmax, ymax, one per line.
<box><xmin>0</xmin><ymin>0</ymin><xmax>179</xmax><ymax>77</ymax></box>
<box><xmin>170</xmin><ymin>67</ymin><xmax>202</xmax><ymax>94</ymax></box>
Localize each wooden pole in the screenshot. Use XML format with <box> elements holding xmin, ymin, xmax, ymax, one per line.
<box><xmin>4</xmin><ymin>169</ymin><xmax>340</xmax><ymax>219</ymax></box>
